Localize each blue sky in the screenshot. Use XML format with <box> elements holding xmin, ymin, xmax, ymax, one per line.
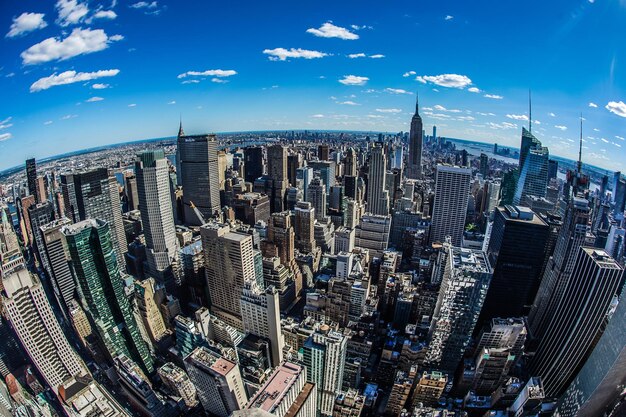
<box><xmin>1</xmin><ymin>0</ymin><xmax>626</xmax><ymax>171</ymax></box>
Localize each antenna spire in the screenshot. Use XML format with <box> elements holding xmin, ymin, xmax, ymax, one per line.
<box><xmin>415</xmin><ymin>92</ymin><xmax>419</xmax><ymax>113</ymax></box>
<box><xmin>178</xmin><ymin>115</ymin><xmax>184</xmax><ymax>138</ymax></box>
<box><xmin>528</xmin><ymin>89</ymin><xmax>532</xmax><ymax>133</ymax></box>
<box><xmin>578</xmin><ymin>113</ymin><xmax>583</xmax><ymax>173</ymax></box>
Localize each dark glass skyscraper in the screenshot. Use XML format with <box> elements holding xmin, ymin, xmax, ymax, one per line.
<box><xmin>244</xmin><ymin>146</ymin><xmax>264</xmax><ymax>183</ymax></box>
<box><xmin>407</xmin><ymin>96</ymin><xmax>423</xmax><ymax>179</ymax></box>
<box><xmin>25</xmin><ymin>158</ymin><xmax>38</xmax><ymax>201</ymax></box>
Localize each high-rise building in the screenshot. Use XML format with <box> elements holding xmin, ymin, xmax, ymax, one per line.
<box><xmin>60</xmin><ymin>169</ymin><xmax>128</xmax><ymax>268</ymax></box>
<box><xmin>479</xmin><ymin>206</ymin><xmax>549</xmax><ymax>323</ymax></box>
<box><xmin>408</xmin><ymin>96</ymin><xmax>423</xmax><ymax>179</ymax></box>
<box><xmin>344</xmin><ymin>148</ymin><xmax>358</xmax><ymax>177</ymax></box>
<box><xmin>63</xmin><ymin>219</ymin><xmax>153</xmax><ymax>373</ymax></box>
<box><xmin>0</xmin><ymin>207</ymin><xmax>24</xmax><ymax>279</ymax></box>
<box><xmin>114</xmin><ymin>354</ymin><xmax>171</xmax><ymax>417</ymax></box>
<box><xmin>184</xmin><ymin>346</ymin><xmax>247</xmax><ymax>417</ymax></box>
<box><xmin>135</xmin><ymin>277</ymin><xmax>169</xmax><ymax>345</ymax></box>
<box><xmin>296</xmin><ymin>166</ymin><xmax>313</xmax><ymax>201</ymax></box>
<box><xmin>354</xmin><ymin>214</ymin><xmax>391</xmax><ymax>259</ymax></box>
<box><xmin>529</xmin><ymin>248</ymin><xmax>623</xmax><ymax>398</ymax></box>
<box><xmin>429</xmin><ymin>165</ymin><xmax>471</xmax><ymax>246</ymax></box>
<box><xmin>479</xmin><ymin>153</ymin><xmax>489</xmax><ymax>178</ymax></box>
<box><xmin>124</xmin><ymin>173</ymin><xmax>140</xmax><ymax>211</ymax></box>
<box><xmin>318</xmin><ymin>144</ymin><xmax>330</xmax><ymax>161</ymax></box>
<box><xmin>201</xmin><ymin>221</ymin><xmax>255</xmax><ymax>330</ymax></box>
<box><xmin>268</xmin><ymin>144</ymin><xmax>288</xmax><ymax>212</ymax></box>
<box><xmin>411</xmin><ymin>371</ymin><xmax>447</xmax><ymax>407</ymax></box>
<box><xmin>135</xmin><ymin>150</ymin><xmax>179</xmax><ymax>290</ymax></box>
<box><xmin>425</xmin><ymin>245</ymin><xmax>492</xmax><ymax>374</ymax></box>
<box><xmin>366</xmin><ymin>144</ymin><xmax>389</xmax><ymax>216</ymax></box>
<box><xmin>307</xmin><ymin>177</ymin><xmax>327</xmax><ymax>222</ymax></box>
<box><xmin>35</xmin><ymin>176</ymin><xmax>47</xmax><ymax>204</ymax></box>
<box><xmin>386</xmin><ymin>366</ymin><xmax>417</xmax><ymax>415</ymax></box>
<box><xmin>25</xmin><ymin>158</ymin><xmax>38</xmax><ymax>201</ymax></box>
<box><xmin>27</xmin><ymin>201</ymin><xmax>55</xmax><ymax>272</ymax></box>
<box><xmin>294</xmin><ymin>201</ymin><xmax>316</xmax><ymax>253</ymax></box>
<box><xmin>302</xmin><ymin>324</ymin><xmax>347</xmax><ymax>416</ymax></box>
<box><xmin>2</xmin><ymin>267</ymin><xmax>88</xmax><ymax>394</ymax></box>
<box><xmin>555</xmin><ymin>290</ymin><xmax>626</xmax><ymax>417</ymax></box>
<box><xmin>513</xmin><ymin>141</ymin><xmax>549</xmax><ymax>206</ymax></box>
<box><xmin>158</xmin><ymin>362</ymin><xmax>198</xmax><ymax>409</ymax></box>
<box><xmin>176</xmin><ymin>128</ymin><xmax>221</xmax><ymax>223</ymax></box>
<box><xmin>519</xmin><ymin>126</ymin><xmax>542</xmax><ymax>171</ymax></box>
<box><xmin>40</xmin><ymin>217</ymin><xmax>75</xmax><ymax>311</ymax></box>
<box><xmin>240</xmin><ymin>282</ymin><xmax>284</xmax><ymax>366</ymax></box>
<box><xmin>244</xmin><ymin>146</ymin><xmax>265</xmax><ymax>183</ymax></box>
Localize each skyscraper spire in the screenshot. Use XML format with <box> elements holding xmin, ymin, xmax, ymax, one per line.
<box><xmin>178</xmin><ymin>115</ymin><xmax>185</xmax><ymax>138</ymax></box>
<box><xmin>415</xmin><ymin>92</ymin><xmax>419</xmax><ymax>113</ymax></box>
<box><xmin>578</xmin><ymin>113</ymin><xmax>583</xmax><ymax>173</ymax></box>
<box><xmin>528</xmin><ymin>89</ymin><xmax>532</xmax><ymax>133</ymax></box>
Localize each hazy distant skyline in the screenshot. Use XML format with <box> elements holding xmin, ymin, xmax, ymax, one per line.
<box><xmin>1</xmin><ymin>0</ymin><xmax>625</xmax><ymax>171</ymax></box>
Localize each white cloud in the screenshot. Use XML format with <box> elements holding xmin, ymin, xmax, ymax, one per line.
<box><xmin>130</xmin><ymin>1</ymin><xmax>158</xmax><ymax>9</ymax></box>
<box><xmin>445</xmin><ymin>15</ymin><xmax>454</xmax><ymax>20</ymax></box>
<box><xmin>348</xmin><ymin>53</ymin><xmax>366</xmax><ymax>59</ymax></box>
<box><xmin>21</xmin><ymin>28</ymin><xmax>122</xmax><ymax>65</ymax></box>
<box><xmin>56</xmin><ymin>0</ymin><xmax>89</xmax><ymax>26</ymax></box>
<box><xmin>487</xmin><ymin>122</ymin><xmax>517</xmax><ymax>130</ymax></box>
<box><xmin>30</xmin><ymin>69</ymin><xmax>120</xmax><ymax>92</ymax></box>
<box><xmin>376</xmin><ymin>108</ymin><xmax>402</xmax><ymax>113</ymax></box>
<box><xmin>0</xmin><ymin>117</ymin><xmax>12</xmax><ymax>130</ymax></box>
<box><xmin>555</xmin><ymin>125</ymin><xmax>568</xmax><ymax>131</ymax></box>
<box><xmin>92</xmin><ymin>83</ymin><xmax>109</xmax><ymax>89</ymax></box>
<box><xmin>367</xmin><ymin>114</ymin><xmax>384</xmax><ymax>119</ymax></box>
<box><xmin>384</xmin><ymin>88</ymin><xmax>412</xmax><ymax>94</ymax></box>
<box><xmin>434</xmin><ymin>104</ymin><xmax>461</xmax><ymax>113</ymax></box>
<box><xmin>350</xmin><ymin>24</ymin><xmax>372</xmax><ymax>30</ymax></box>
<box><xmin>337</xmin><ymin>101</ymin><xmax>359</xmax><ymax>105</ymax></box>
<box><xmin>415</xmin><ymin>73</ymin><xmax>472</xmax><ymax>88</ymax></box>
<box><xmin>90</xmin><ymin>10</ymin><xmax>117</xmax><ymax>21</ymax></box>
<box><xmin>306</xmin><ymin>22</ymin><xmax>358</xmax><ymax>40</ymax></box>
<box><xmin>484</xmin><ymin>94</ymin><xmax>503</xmax><ymax>99</ymax></box>
<box><xmin>606</xmin><ymin>101</ymin><xmax>626</xmax><ymax>118</ymax></box>
<box><xmin>178</xmin><ymin>69</ymin><xmax>237</xmax><ymax>78</ymax></box>
<box><xmin>167</xmin><ymin>100</ymin><xmax>176</xmax><ymax>104</ymax></box>
<box><xmin>0</xmin><ymin>133</ymin><xmax>11</xmax><ymax>142</ymax></box>
<box><xmin>128</xmin><ymin>103</ymin><xmax>136</xmax><ymax>107</ymax></box>
<box><xmin>370</xmin><ymin>54</ymin><xmax>385</xmax><ymax>59</ymax></box>
<box><xmin>548</xmin><ymin>112</ymin><xmax>556</xmax><ymax>117</ymax></box>
<box><xmin>263</xmin><ymin>47</ymin><xmax>327</xmax><ymax>61</ymax></box>
<box><xmin>211</xmin><ymin>78</ymin><xmax>228</xmax><ymax>83</ymax></box>
<box><xmin>311</xmin><ymin>114</ymin><xmax>325</xmax><ymax>118</ymax></box>
<box><xmin>403</xmin><ymin>71</ymin><xmax>416</xmax><ymax>77</ymax></box>
<box><xmin>339</xmin><ymin>75</ymin><xmax>369</xmax><ymax>86</ymax></box>
<box><xmin>588</xmin><ymin>102</ymin><xmax>598</xmax><ymax>108</ymax></box>
<box><xmin>86</xmin><ymin>96</ymin><xmax>103</xmax><ymax>102</ymax></box>
<box><xmin>44</xmin><ymin>120</ymin><xmax>53</xmax><ymax>125</ymax></box>
<box><xmin>506</xmin><ymin>114</ymin><xmax>528</xmax><ymax>121</ymax></box>
<box><xmin>601</xmin><ymin>138</ymin><xmax>609</xmax><ymax>143</ymax></box>
<box><xmin>593</xmin><ymin>128</ymin><xmax>600</xmax><ymax>132</ymax></box>
<box><xmin>616</xmin><ymin>135</ymin><xmax>624</xmax><ymax>141</ymax></box>
<box><xmin>181</xmin><ymin>79</ymin><xmax>200</xmax><ymax>84</ymax></box>
<box><xmin>6</xmin><ymin>12</ymin><xmax>47</xmax><ymax>38</ymax></box>
<box><xmin>468</xmin><ymin>87</ymin><xmax>480</xmax><ymax>93</ymax></box>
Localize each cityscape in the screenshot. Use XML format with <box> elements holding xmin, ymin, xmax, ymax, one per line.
<box><xmin>1</xmin><ymin>1</ymin><xmax>626</xmax><ymax>417</ymax></box>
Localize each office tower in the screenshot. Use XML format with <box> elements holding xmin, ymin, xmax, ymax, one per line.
<box><xmin>344</xmin><ymin>148</ymin><xmax>358</xmax><ymax>177</ymax></box>
<box><xmin>296</xmin><ymin>166</ymin><xmax>313</xmax><ymax>201</ymax></box>
<box><xmin>519</xmin><ymin>127</ymin><xmax>542</xmax><ymax>171</ymax></box>
<box><xmin>308</xmin><ymin>160</ymin><xmax>336</xmax><ymax>194</ymax></box>
<box><xmin>411</xmin><ymin>371</ymin><xmax>447</xmax><ymax>407</ymax></box>
<box><xmin>27</xmin><ymin>200</ymin><xmax>55</xmax><ymax>272</ymax></box>
<box><xmin>158</xmin><ymin>362</ymin><xmax>198</xmax><ymax>409</ymax></box>
<box><xmin>59</xmin><ymin>379</ymin><xmax>132</xmax><ymax>416</ymax></box>
<box><xmin>184</xmin><ymin>346</ymin><xmax>247</xmax><ymax>417</ymax></box>
<box><xmin>529</xmin><ymin>197</ymin><xmax>591</xmax><ymax>338</ymax></box>
<box><xmin>245</xmin><ymin>362</ymin><xmax>316</xmax><ymax>417</ymax></box>
<box><xmin>386</xmin><ymin>366</ymin><xmax>417</xmax><ymax>415</ymax></box>
<box><xmin>240</xmin><ymin>282</ymin><xmax>284</xmax><ymax>366</ymax></box>
<box><xmin>60</xmin><ymin>169</ymin><xmax>128</xmax><ymax>268</ymax></box>
<box><xmin>366</xmin><ymin>144</ymin><xmax>389</xmax><ymax>216</ymax></box>
<box><xmin>429</xmin><ymin>165</ymin><xmax>471</xmax><ymax>246</ymax></box>
<box><xmin>529</xmin><ymin>248</ymin><xmax>623</xmax><ymax>397</ymax></box>
<box><xmin>318</xmin><ymin>144</ymin><xmax>330</xmax><ymax>161</ymax></box>
<box><xmin>135</xmin><ymin>277</ymin><xmax>169</xmax><ymax>345</ymax></box>
<box><xmin>548</xmin><ymin>159</ymin><xmax>558</xmax><ymax>180</ymax></box>
<box><xmin>201</xmin><ymin>221</ymin><xmax>255</xmax><ymax>330</ymax></box>
<box><xmin>354</xmin><ymin>214</ymin><xmax>391</xmax><ymax>259</ymax></box>
<box><xmin>40</xmin><ymin>217</ymin><xmax>75</xmax><ymax>311</ymax></box>
<box><xmin>294</xmin><ymin>201</ymin><xmax>316</xmax><ymax>253</ymax></box>
<box><xmin>513</xmin><ymin>144</ymin><xmax>549</xmax><ymax>206</ymax></box>
<box><xmin>115</xmin><ymin>354</ymin><xmax>171</xmax><ymax>417</ymax></box>
<box><xmin>307</xmin><ymin>177</ymin><xmax>327</xmax><ymax>222</ymax></box>
<box><xmin>613</xmin><ymin>176</ymin><xmax>626</xmax><ymax>216</ymax></box>
<box><xmin>135</xmin><ymin>150</ymin><xmax>179</xmax><ymax>290</ymax></box>
<box><xmin>480</xmin><ymin>206</ymin><xmax>549</xmax><ymax>323</ymax></box>
<box><xmin>125</xmin><ymin>174</ymin><xmax>139</xmax><ymax>211</ymax></box>
<box><xmin>268</xmin><ymin>144</ymin><xmax>288</xmax><ymax>212</ymax></box>
<box><xmin>266</xmin><ymin>211</ymin><xmax>296</xmax><ymax>267</ymax></box>
<box><xmin>555</xmin><ymin>291</ymin><xmax>626</xmax><ymax>417</ymax></box>
<box><xmin>63</xmin><ymin>219</ymin><xmax>153</xmax><ymax>373</ymax></box>
<box><xmin>479</xmin><ymin>153</ymin><xmax>489</xmax><ymax>178</ymax></box>
<box><xmin>303</xmin><ymin>324</ymin><xmax>347</xmax><ymax>416</ymax></box>
<box><xmin>176</xmin><ymin>128</ymin><xmax>221</xmax><ymax>223</ymax></box>
<box><xmin>35</xmin><ymin>176</ymin><xmax>47</xmax><ymax>203</ymax></box>
<box><xmin>408</xmin><ymin>96</ymin><xmax>423</xmax><ymax>179</ymax></box>
<box><xmin>0</xmin><ymin>208</ymin><xmax>24</xmax><ymax>278</ymax></box>
<box><xmin>2</xmin><ymin>267</ymin><xmax>88</xmax><ymax>394</ymax></box>
<box><xmin>432</xmin><ymin>125</ymin><xmax>437</xmax><ymax>142</ymax></box>
<box><xmin>25</xmin><ymin>158</ymin><xmax>38</xmax><ymax>201</ymax></box>
<box><xmin>287</xmin><ymin>153</ymin><xmax>303</xmax><ymax>187</ymax></box>
<box><xmin>19</xmin><ymin>194</ymin><xmax>35</xmax><ymax>246</ymax></box>
<box><xmin>245</xmin><ymin>146</ymin><xmax>265</xmax><ymax>183</ymax></box>
<box><xmin>335</xmin><ymin>227</ymin><xmax>355</xmax><ymax>253</ymax></box>
<box><xmin>425</xmin><ymin>246</ymin><xmax>492</xmax><ymax>374</ymax></box>
<box><xmin>471</xmin><ymin>318</ymin><xmax>526</xmax><ymax>395</ymax></box>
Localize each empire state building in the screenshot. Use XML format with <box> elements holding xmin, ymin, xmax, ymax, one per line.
<box><xmin>408</xmin><ymin>95</ymin><xmax>423</xmax><ymax>179</ymax></box>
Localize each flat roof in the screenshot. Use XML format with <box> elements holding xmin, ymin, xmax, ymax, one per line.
<box><xmin>248</xmin><ymin>362</ymin><xmax>303</xmax><ymax>412</ymax></box>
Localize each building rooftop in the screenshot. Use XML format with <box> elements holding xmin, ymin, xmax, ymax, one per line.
<box><xmin>189</xmin><ymin>347</ymin><xmax>236</xmax><ymax>377</ymax></box>
<box><xmin>450</xmin><ymin>247</ymin><xmax>491</xmax><ymax>274</ymax></box>
<box><xmin>248</xmin><ymin>362</ymin><xmax>303</xmax><ymax>412</ymax></box>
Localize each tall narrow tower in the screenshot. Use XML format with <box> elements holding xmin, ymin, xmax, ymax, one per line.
<box><xmin>408</xmin><ymin>95</ymin><xmax>423</xmax><ymax>179</ymax></box>
<box><xmin>367</xmin><ymin>144</ymin><xmax>389</xmax><ymax>216</ymax></box>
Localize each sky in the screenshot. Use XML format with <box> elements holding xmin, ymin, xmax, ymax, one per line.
<box><xmin>1</xmin><ymin>0</ymin><xmax>626</xmax><ymax>172</ymax></box>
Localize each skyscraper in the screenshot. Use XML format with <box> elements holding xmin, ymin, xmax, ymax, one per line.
<box><xmin>425</xmin><ymin>245</ymin><xmax>492</xmax><ymax>375</ymax></box>
<box><xmin>27</xmin><ymin>200</ymin><xmax>55</xmax><ymax>272</ymax></box>
<box><xmin>529</xmin><ymin>248</ymin><xmax>623</xmax><ymax>398</ymax></box>
<box><xmin>60</xmin><ymin>169</ymin><xmax>128</xmax><ymax>268</ymax></box>
<box><xmin>63</xmin><ymin>219</ymin><xmax>153</xmax><ymax>373</ymax></box>
<box><xmin>513</xmin><ymin>143</ymin><xmax>549</xmax><ymax>206</ymax></box>
<box><xmin>408</xmin><ymin>96</ymin><xmax>423</xmax><ymax>179</ymax></box>
<box><xmin>135</xmin><ymin>150</ymin><xmax>179</xmax><ymax>290</ymax></box>
<box><xmin>201</xmin><ymin>221</ymin><xmax>255</xmax><ymax>330</ymax></box>
<box><xmin>307</xmin><ymin>177</ymin><xmax>327</xmax><ymax>222</ymax></box>
<box><xmin>267</xmin><ymin>144</ymin><xmax>289</xmax><ymax>212</ymax></box>
<box><xmin>366</xmin><ymin>144</ymin><xmax>389</xmax><ymax>216</ymax></box>
<box><xmin>2</xmin><ymin>267</ymin><xmax>88</xmax><ymax>394</ymax></box>
<box><xmin>479</xmin><ymin>206</ymin><xmax>549</xmax><ymax>323</ymax></box>
<box><xmin>344</xmin><ymin>148</ymin><xmax>358</xmax><ymax>177</ymax></box>
<box><xmin>244</xmin><ymin>146</ymin><xmax>264</xmax><ymax>183</ymax></box>
<box><xmin>124</xmin><ymin>174</ymin><xmax>139</xmax><ymax>212</ymax></box>
<box><xmin>429</xmin><ymin>165</ymin><xmax>471</xmax><ymax>246</ymax></box>
<box><xmin>40</xmin><ymin>217</ymin><xmax>75</xmax><ymax>311</ymax></box>
<box><xmin>294</xmin><ymin>201</ymin><xmax>316</xmax><ymax>254</ymax></box>
<box><xmin>176</xmin><ymin>127</ymin><xmax>221</xmax><ymax>223</ymax></box>
<box><xmin>25</xmin><ymin>158</ymin><xmax>38</xmax><ymax>201</ymax></box>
